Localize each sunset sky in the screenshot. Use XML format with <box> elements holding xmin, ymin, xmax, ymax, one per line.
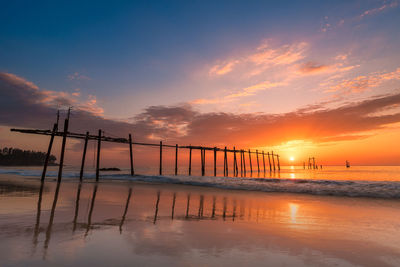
<box><xmin>1</xmin><ymin>0</ymin><xmax>400</xmax><ymax>166</ymax></box>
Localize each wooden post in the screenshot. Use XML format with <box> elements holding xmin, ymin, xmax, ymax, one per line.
<box><xmin>159</xmin><ymin>141</ymin><xmax>163</xmax><ymax>175</ymax></box>
<box><xmin>277</xmin><ymin>155</ymin><xmax>281</xmax><ymax>171</ymax></box>
<box><xmin>200</xmin><ymin>147</ymin><xmax>205</xmax><ymax>176</ymax></box>
<box><xmin>313</xmin><ymin>157</ymin><xmax>316</xmax><ymax>169</ymax></box>
<box><xmin>242</xmin><ymin>150</ymin><xmax>246</xmax><ymax>176</ymax></box>
<box><xmin>248</xmin><ymin>149</ymin><xmax>253</xmax><ymax>174</ymax></box>
<box><xmin>271</xmin><ymin>151</ymin><xmax>276</xmax><ymax>171</ymax></box>
<box><xmin>175</xmin><ymin>144</ymin><xmax>178</xmax><ymax>175</ymax></box>
<box><xmin>233</xmin><ymin>147</ymin><xmax>238</xmax><ymax>177</ymax></box>
<box><xmin>79</xmin><ymin>131</ymin><xmax>89</xmax><ymax>181</ymax></box>
<box><xmin>95</xmin><ymin>129</ymin><xmax>101</xmax><ymax>181</ymax></box>
<box><xmin>202</xmin><ymin>148</ymin><xmax>206</xmax><ymax>176</ymax></box>
<box><xmin>256</xmin><ymin>150</ymin><xmax>260</xmax><ymax>173</ymax></box>
<box><xmin>224</xmin><ymin>147</ymin><xmax>228</xmax><ymax>177</ymax></box>
<box><xmin>188</xmin><ymin>146</ymin><xmax>192</xmax><ymax>175</ymax></box>
<box><xmin>41</xmin><ymin>123</ymin><xmax>57</xmax><ymax>182</ymax></box>
<box><xmin>129</xmin><ymin>134</ymin><xmax>134</xmax><ymax>176</ymax></box>
<box><xmin>239</xmin><ymin>150</ymin><xmax>242</xmax><ymax>175</ymax></box>
<box><xmin>213</xmin><ymin>147</ymin><xmax>217</xmax><ymax>176</ymax></box>
<box><xmin>57</xmin><ymin>119</ymin><xmax>69</xmax><ymax>183</ymax></box>
<box><xmin>267</xmin><ymin>152</ymin><xmax>272</xmax><ymax>171</ymax></box>
<box><xmin>262</xmin><ymin>151</ymin><xmax>266</xmax><ymax>173</ymax></box>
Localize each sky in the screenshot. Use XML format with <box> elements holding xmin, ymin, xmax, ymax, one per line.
<box><xmin>1</xmin><ymin>0</ymin><xmax>400</xmax><ymax>166</ymax></box>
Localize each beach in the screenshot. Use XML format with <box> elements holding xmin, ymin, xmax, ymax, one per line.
<box><xmin>1</xmin><ymin>173</ymin><xmax>400</xmax><ymax>267</ymax></box>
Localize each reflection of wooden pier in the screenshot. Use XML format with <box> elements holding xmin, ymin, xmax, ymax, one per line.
<box><xmin>11</xmin><ymin>112</ymin><xmax>281</xmax><ymax>181</ymax></box>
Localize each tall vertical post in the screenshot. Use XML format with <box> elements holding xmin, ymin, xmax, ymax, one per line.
<box><xmin>248</xmin><ymin>149</ymin><xmax>253</xmax><ymax>175</ymax></box>
<box><xmin>224</xmin><ymin>147</ymin><xmax>228</xmax><ymax>177</ymax></box>
<box><xmin>95</xmin><ymin>129</ymin><xmax>101</xmax><ymax>181</ymax></box>
<box><xmin>313</xmin><ymin>157</ymin><xmax>316</xmax><ymax>169</ymax></box>
<box><xmin>41</xmin><ymin>123</ymin><xmax>57</xmax><ymax>182</ymax></box>
<box><xmin>129</xmin><ymin>134</ymin><xmax>134</xmax><ymax>176</ymax></box>
<box><xmin>175</xmin><ymin>144</ymin><xmax>178</xmax><ymax>175</ymax></box>
<box><xmin>213</xmin><ymin>147</ymin><xmax>217</xmax><ymax>177</ymax></box>
<box><xmin>271</xmin><ymin>151</ymin><xmax>276</xmax><ymax>171</ymax></box>
<box><xmin>233</xmin><ymin>147</ymin><xmax>237</xmax><ymax>177</ymax></box>
<box><xmin>242</xmin><ymin>150</ymin><xmax>246</xmax><ymax>176</ymax></box>
<box><xmin>159</xmin><ymin>141</ymin><xmax>163</xmax><ymax>175</ymax></box>
<box><xmin>240</xmin><ymin>149</ymin><xmax>243</xmax><ymax>177</ymax></box>
<box><xmin>200</xmin><ymin>148</ymin><xmax>205</xmax><ymax>176</ymax></box>
<box><xmin>256</xmin><ymin>150</ymin><xmax>260</xmax><ymax>173</ymax></box>
<box><xmin>262</xmin><ymin>151</ymin><xmax>266</xmax><ymax>173</ymax></box>
<box><xmin>79</xmin><ymin>131</ymin><xmax>89</xmax><ymax>181</ymax></box>
<box><xmin>267</xmin><ymin>152</ymin><xmax>272</xmax><ymax>171</ymax></box>
<box><xmin>188</xmin><ymin>146</ymin><xmax>192</xmax><ymax>175</ymax></box>
<box><xmin>57</xmin><ymin>118</ymin><xmax>69</xmax><ymax>183</ymax></box>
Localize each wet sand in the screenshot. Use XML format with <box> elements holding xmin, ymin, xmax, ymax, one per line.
<box><xmin>1</xmin><ymin>174</ymin><xmax>400</xmax><ymax>266</ymax></box>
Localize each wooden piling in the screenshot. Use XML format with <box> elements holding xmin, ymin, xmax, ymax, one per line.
<box><xmin>256</xmin><ymin>150</ymin><xmax>260</xmax><ymax>173</ymax></box>
<box><xmin>159</xmin><ymin>141</ymin><xmax>163</xmax><ymax>175</ymax></box>
<box><xmin>129</xmin><ymin>134</ymin><xmax>134</xmax><ymax>176</ymax></box>
<box><xmin>175</xmin><ymin>144</ymin><xmax>178</xmax><ymax>175</ymax></box>
<box><xmin>271</xmin><ymin>151</ymin><xmax>276</xmax><ymax>171</ymax></box>
<box><xmin>41</xmin><ymin>123</ymin><xmax>57</xmax><ymax>182</ymax></box>
<box><xmin>233</xmin><ymin>147</ymin><xmax>238</xmax><ymax>177</ymax></box>
<box><xmin>188</xmin><ymin>146</ymin><xmax>192</xmax><ymax>175</ymax></box>
<box><xmin>79</xmin><ymin>131</ymin><xmax>89</xmax><ymax>181</ymax></box>
<box><xmin>224</xmin><ymin>147</ymin><xmax>228</xmax><ymax>176</ymax></box>
<box><xmin>213</xmin><ymin>147</ymin><xmax>217</xmax><ymax>177</ymax></box>
<box><xmin>262</xmin><ymin>151</ymin><xmax>266</xmax><ymax>173</ymax></box>
<box><xmin>201</xmin><ymin>147</ymin><xmax>205</xmax><ymax>176</ymax></box>
<box><xmin>240</xmin><ymin>149</ymin><xmax>243</xmax><ymax>177</ymax></box>
<box><xmin>248</xmin><ymin>149</ymin><xmax>253</xmax><ymax>174</ymax></box>
<box><xmin>57</xmin><ymin>119</ymin><xmax>69</xmax><ymax>183</ymax></box>
<box><xmin>95</xmin><ymin>129</ymin><xmax>101</xmax><ymax>181</ymax></box>
<box><xmin>267</xmin><ymin>152</ymin><xmax>272</xmax><ymax>172</ymax></box>
<box><xmin>242</xmin><ymin>150</ymin><xmax>246</xmax><ymax>176</ymax></box>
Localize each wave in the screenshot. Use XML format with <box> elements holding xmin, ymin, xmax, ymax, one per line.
<box><xmin>1</xmin><ymin>168</ymin><xmax>400</xmax><ymax>199</ymax></box>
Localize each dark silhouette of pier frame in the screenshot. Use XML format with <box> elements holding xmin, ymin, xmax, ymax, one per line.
<box><xmin>11</xmin><ymin>119</ymin><xmax>281</xmax><ymax>181</ymax></box>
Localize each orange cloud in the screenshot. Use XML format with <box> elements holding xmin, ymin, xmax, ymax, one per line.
<box><xmin>298</xmin><ymin>62</ymin><xmax>330</xmax><ymax>74</ymax></box>
<box><xmin>209</xmin><ymin>60</ymin><xmax>239</xmax><ymax>76</ymax></box>
<box><xmin>327</xmin><ymin>67</ymin><xmax>400</xmax><ymax>94</ymax></box>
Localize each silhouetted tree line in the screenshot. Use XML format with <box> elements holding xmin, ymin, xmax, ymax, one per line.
<box><xmin>0</xmin><ymin>147</ymin><xmax>57</xmax><ymax>166</ymax></box>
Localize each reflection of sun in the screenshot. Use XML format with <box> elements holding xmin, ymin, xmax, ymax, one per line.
<box><xmin>289</xmin><ymin>156</ymin><xmax>295</xmax><ymax>161</ymax></box>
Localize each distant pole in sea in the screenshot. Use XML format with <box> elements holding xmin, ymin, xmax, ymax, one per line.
<box><xmin>256</xmin><ymin>150</ymin><xmax>260</xmax><ymax>173</ymax></box>
<box><xmin>242</xmin><ymin>150</ymin><xmax>246</xmax><ymax>177</ymax></box>
<box><xmin>262</xmin><ymin>151</ymin><xmax>266</xmax><ymax>173</ymax></box>
<box><xmin>267</xmin><ymin>152</ymin><xmax>272</xmax><ymax>172</ymax></box>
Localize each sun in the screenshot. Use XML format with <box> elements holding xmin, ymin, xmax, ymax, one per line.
<box><xmin>289</xmin><ymin>156</ymin><xmax>295</xmax><ymax>161</ymax></box>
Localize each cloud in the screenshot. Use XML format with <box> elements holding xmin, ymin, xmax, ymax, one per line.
<box><xmin>68</xmin><ymin>72</ymin><xmax>91</xmax><ymax>81</ymax></box>
<box><xmin>209</xmin><ymin>60</ymin><xmax>239</xmax><ymax>76</ymax></box>
<box><xmin>2</xmin><ymin>72</ymin><xmax>400</xmax><ymax>149</ymax></box>
<box><xmin>359</xmin><ymin>1</ymin><xmax>398</xmax><ymax>19</ymax></box>
<box><xmin>298</xmin><ymin>62</ymin><xmax>330</xmax><ymax>74</ymax></box>
<box><xmin>326</xmin><ymin>68</ymin><xmax>400</xmax><ymax>94</ymax></box>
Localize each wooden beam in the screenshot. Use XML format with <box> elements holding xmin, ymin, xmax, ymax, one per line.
<box><xmin>188</xmin><ymin>146</ymin><xmax>192</xmax><ymax>175</ymax></box>
<box><xmin>213</xmin><ymin>147</ymin><xmax>217</xmax><ymax>177</ymax></box>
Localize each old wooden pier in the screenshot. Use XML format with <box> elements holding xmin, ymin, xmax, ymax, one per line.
<box><xmin>11</xmin><ymin>118</ymin><xmax>281</xmax><ymax>181</ymax></box>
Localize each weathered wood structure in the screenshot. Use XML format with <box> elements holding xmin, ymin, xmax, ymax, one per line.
<box><xmin>11</xmin><ymin>123</ymin><xmax>282</xmax><ymax>181</ymax></box>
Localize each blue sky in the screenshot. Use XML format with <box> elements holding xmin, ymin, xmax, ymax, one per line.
<box><xmin>1</xmin><ymin>0</ymin><xmax>399</xmax><ymax>118</ymax></box>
